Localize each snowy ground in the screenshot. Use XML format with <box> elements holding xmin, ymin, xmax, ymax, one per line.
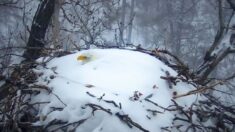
<box><xmin>32</xmin><ymin>49</ymin><xmax>200</xmax><ymax>132</ymax></box>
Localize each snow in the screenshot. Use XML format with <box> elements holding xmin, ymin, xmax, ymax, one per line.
<box><xmin>33</xmin><ymin>49</ymin><xmax>199</xmax><ymax>131</ymax></box>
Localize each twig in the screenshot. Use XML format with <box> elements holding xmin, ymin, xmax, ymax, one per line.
<box><xmin>144</xmin><ymin>98</ymin><xmax>177</xmax><ymax>111</ymax></box>
<box><xmin>44</xmin><ymin>119</ymin><xmax>68</xmax><ymax>130</ymax></box>
<box><xmin>146</xmin><ymin>109</ymin><xmax>163</xmax><ymax>116</ymax></box>
<box><xmin>51</xmin><ymin>118</ymin><xmax>87</xmax><ymax>132</ymax></box>
<box><xmin>115</xmin><ymin>112</ymin><xmax>149</xmax><ymax>132</ymax></box>
<box><xmin>103</xmin><ymin>100</ymin><xmax>120</xmax><ymax>108</ymax></box>
<box><xmin>173</xmin><ymin>80</ymin><xmax>223</xmax><ymax>99</ymax></box>
<box><xmin>86</xmin><ymin>103</ymin><xmax>112</xmax><ymax>115</ymax></box>
<box><xmin>51</xmin><ymin>93</ymin><xmax>67</xmax><ymax>107</ymax></box>
<box><xmin>86</xmin><ymin>91</ymin><xmax>96</xmax><ymax>97</ymax></box>
<box><xmin>97</xmin><ymin>93</ymin><xmax>105</xmax><ymax>101</ymax></box>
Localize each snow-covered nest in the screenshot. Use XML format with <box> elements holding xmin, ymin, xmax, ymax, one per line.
<box><xmin>32</xmin><ymin>49</ymin><xmax>200</xmax><ymax>132</ymax></box>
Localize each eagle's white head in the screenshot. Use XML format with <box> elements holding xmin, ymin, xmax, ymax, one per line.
<box><xmin>77</xmin><ymin>53</ymin><xmax>95</xmax><ymax>64</ymax></box>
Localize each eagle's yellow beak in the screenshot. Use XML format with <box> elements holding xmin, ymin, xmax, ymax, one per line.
<box><xmin>77</xmin><ymin>55</ymin><xmax>89</xmax><ymax>61</ymax></box>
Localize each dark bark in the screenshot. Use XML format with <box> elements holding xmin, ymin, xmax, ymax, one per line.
<box><xmin>204</xmin><ymin>0</ymin><xmax>224</xmax><ymax>62</ymax></box>
<box><xmin>226</xmin><ymin>0</ymin><xmax>235</xmax><ymax>11</ymax></box>
<box><xmin>23</xmin><ymin>0</ymin><xmax>55</xmax><ymax>61</ymax></box>
<box><xmin>199</xmin><ymin>48</ymin><xmax>235</xmax><ymax>84</ymax></box>
<box><xmin>0</xmin><ymin>0</ymin><xmax>55</xmax><ymax>101</ymax></box>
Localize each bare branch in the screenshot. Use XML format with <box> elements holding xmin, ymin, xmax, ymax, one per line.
<box><xmin>204</xmin><ymin>0</ymin><xmax>224</xmax><ymax>62</ymax></box>
<box><xmin>174</xmin><ymin>80</ymin><xmax>223</xmax><ymax>99</ymax></box>
<box><xmin>226</xmin><ymin>0</ymin><xmax>235</xmax><ymax>11</ymax></box>
<box><xmin>200</xmin><ymin>48</ymin><xmax>231</xmax><ymax>83</ymax></box>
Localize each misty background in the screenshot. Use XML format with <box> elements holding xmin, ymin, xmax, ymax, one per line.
<box><xmin>0</xmin><ymin>0</ymin><xmax>235</xmax><ymax>131</ymax></box>
<box><xmin>0</xmin><ymin>0</ymin><xmax>234</xmax><ymax>83</ymax></box>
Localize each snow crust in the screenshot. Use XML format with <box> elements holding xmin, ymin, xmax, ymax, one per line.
<box><xmin>33</xmin><ymin>49</ymin><xmax>199</xmax><ymax>131</ymax></box>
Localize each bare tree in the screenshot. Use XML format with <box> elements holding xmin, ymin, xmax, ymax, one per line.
<box><xmin>23</xmin><ymin>0</ymin><xmax>55</xmax><ymax>61</ymax></box>
<box><xmin>127</xmin><ymin>0</ymin><xmax>135</xmax><ymax>44</ymax></box>
<box><xmin>119</xmin><ymin>0</ymin><xmax>127</xmax><ymax>46</ymax></box>
<box><xmin>52</xmin><ymin>0</ymin><xmax>64</xmax><ymax>49</ymax></box>
<box><xmin>197</xmin><ymin>0</ymin><xmax>235</xmax><ymax>84</ymax></box>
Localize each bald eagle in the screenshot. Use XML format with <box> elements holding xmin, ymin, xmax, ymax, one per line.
<box><xmin>77</xmin><ymin>53</ymin><xmax>96</xmax><ymax>64</ymax></box>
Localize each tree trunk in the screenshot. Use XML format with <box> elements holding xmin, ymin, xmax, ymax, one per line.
<box><xmin>0</xmin><ymin>0</ymin><xmax>55</xmax><ymax>101</ymax></box>
<box><xmin>204</xmin><ymin>0</ymin><xmax>224</xmax><ymax>61</ymax></box>
<box><xmin>23</xmin><ymin>0</ymin><xmax>55</xmax><ymax>61</ymax></box>
<box><xmin>52</xmin><ymin>0</ymin><xmax>63</xmax><ymax>49</ymax></box>
<box><xmin>119</xmin><ymin>0</ymin><xmax>126</xmax><ymax>46</ymax></box>
<box><xmin>127</xmin><ymin>0</ymin><xmax>135</xmax><ymax>44</ymax></box>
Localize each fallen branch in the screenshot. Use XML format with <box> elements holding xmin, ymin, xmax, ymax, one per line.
<box><xmin>115</xmin><ymin>112</ymin><xmax>149</xmax><ymax>132</ymax></box>
<box><xmin>173</xmin><ymin>80</ymin><xmax>224</xmax><ymax>99</ymax></box>
<box><xmin>160</xmin><ymin>71</ymin><xmax>178</xmax><ymax>89</ymax></box>
<box><xmin>103</xmin><ymin>100</ymin><xmax>120</xmax><ymax>109</ymax></box>
<box><xmin>86</xmin><ymin>103</ymin><xmax>112</xmax><ymax>115</ymax></box>
<box><xmin>51</xmin><ymin>118</ymin><xmax>87</xmax><ymax>132</ymax></box>
<box><xmin>145</xmin><ymin>98</ymin><xmax>178</xmax><ymax>111</ymax></box>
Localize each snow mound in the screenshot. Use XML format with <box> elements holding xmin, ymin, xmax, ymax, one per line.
<box><xmin>33</xmin><ymin>49</ymin><xmax>199</xmax><ymax>132</ymax></box>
